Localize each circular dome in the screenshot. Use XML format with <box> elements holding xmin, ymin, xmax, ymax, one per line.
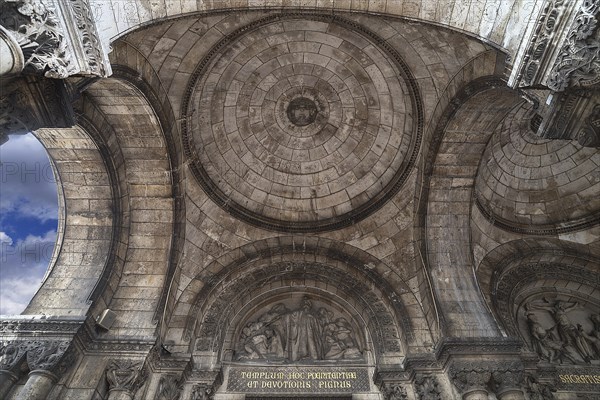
<box><xmin>475</xmin><ymin>103</ymin><xmax>600</xmax><ymax>230</ymax></box>
<box><xmin>185</xmin><ymin>16</ymin><xmax>420</xmax><ymax>232</ymax></box>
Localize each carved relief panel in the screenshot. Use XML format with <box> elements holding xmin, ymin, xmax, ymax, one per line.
<box><xmin>518</xmin><ymin>297</ymin><xmax>600</xmax><ymax>365</ymax></box>
<box><xmin>234</xmin><ymin>295</ymin><xmax>365</xmax><ymax>364</ymax></box>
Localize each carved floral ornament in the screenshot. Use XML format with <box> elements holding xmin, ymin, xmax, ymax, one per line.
<box><xmin>548</xmin><ymin>0</ymin><xmax>600</xmax><ymax>91</ymax></box>
<box><xmin>0</xmin><ymin>340</ymin><xmax>72</xmax><ymax>375</ymax></box>
<box><xmin>0</xmin><ymin>0</ymin><xmax>109</xmax><ymax>78</ymax></box>
<box><xmin>235</xmin><ymin>296</ymin><xmax>364</xmax><ymax>363</ymax></box>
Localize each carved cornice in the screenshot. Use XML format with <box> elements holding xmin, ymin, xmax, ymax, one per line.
<box><xmin>0</xmin><ymin>0</ymin><xmax>110</xmax><ymax>78</ymax></box>
<box><xmin>0</xmin><ymin>316</ymin><xmax>84</xmax><ymax>336</ymax></box>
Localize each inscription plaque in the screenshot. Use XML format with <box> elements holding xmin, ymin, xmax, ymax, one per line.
<box><xmin>227</xmin><ymin>366</ymin><xmax>370</xmax><ymax>394</ymax></box>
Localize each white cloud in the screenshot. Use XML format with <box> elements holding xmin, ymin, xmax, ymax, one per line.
<box><xmin>0</xmin><ymin>133</ymin><xmax>58</xmax><ymax>222</ymax></box>
<box><xmin>0</xmin><ymin>232</ymin><xmax>12</xmax><ymax>246</ymax></box>
<box><xmin>0</xmin><ymin>275</ymin><xmax>42</xmax><ymax>315</ymax></box>
<box><xmin>0</xmin><ymin>230</ymin><xmax>56</xmax><ymax>315</ymax></box>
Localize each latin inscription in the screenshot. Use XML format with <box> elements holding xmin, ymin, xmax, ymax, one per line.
<box><xmin>228</xmin><ymin>366</ymin><xmax>369</xmax><ymax>394</ymax></box>
<box><xmin>559</xmin><ymin>374</ymin><xmax>600</xmax><ymax>384</ymax></box>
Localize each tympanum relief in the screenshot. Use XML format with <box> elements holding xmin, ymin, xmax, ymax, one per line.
<box><xmin>235</xmin><ymin>296</ymin><xmax>363</xmax><ymax>363</ymax></box>
<box><xmin>522</xmin><ymin>298</ymin><xmax>600</xmax><ymax>365</ymax></box>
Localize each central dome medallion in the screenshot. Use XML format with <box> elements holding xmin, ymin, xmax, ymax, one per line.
<box><xmin>186</xmin><ymin>16</ymin><xmax>421</xmax><ymax>232</ymax></box>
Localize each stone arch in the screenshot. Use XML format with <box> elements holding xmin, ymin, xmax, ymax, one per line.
<box><xmin>415</xmin><ymin>76</ymin><xmax>525</xmax><ymax>338</ymax></box>
<box><xmin>52</xmin><ymin>77</ymin><xmax>177</xmax><ymax>337</ymax></box>
<box><xmin>96</xmin><ymin>1</ymin><xmax>538</xmax><ymax>60</ymax></box>
<box><xmin>22</xmin><ymin>123</ymin><xmax>119</xmax><ymax>316</ymax></box>
<box><xmin>475</xmin><ymin>238</ymin><xmax>600</xmax><ymax>334</ymax></box>
<box><xmin>166</xmin><ymin>237</ymin><xmax>432</xmax><ymax>363</ymax></box>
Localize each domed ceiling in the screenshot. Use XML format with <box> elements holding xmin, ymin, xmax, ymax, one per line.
<box><xmin>183</xmin><ymin>15</ymin><xmax>421</xmax><ymax>232</ymax></box>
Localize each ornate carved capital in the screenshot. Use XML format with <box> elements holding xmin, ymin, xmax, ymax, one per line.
<box><xmin>25</xmin><ymin>340</ymin><xmax>73</xmax><ymax>378</ymax></box>
<box><xmin>105</xmin><ymin>360</ymin><xmax>146</xmax><ymax>396</ymax></box>
<box><xmin>491</xmin><ymin>361</ymin><xmax>525</xmax><ymax>396</ymax></box>
<box><xmin>524</xmin><ymin>373</ymin><xmax>556</xmax><ymax>400</ymax></box>
<box><xmin>0</xmin><ymin>341</ymin><xmax>27</xmax><ymax>373</ymax></box>
<box><xmin>449</xmin><ymin>363</ymin><xmax>491</xmax><ymax>395</ymax></box>
<box><xmin>156</xmin><ymin>374</ymin><xmax>182</xmax><ymax>400</ymax></box>
<box><xmin>191</xmin><ymin>383</ymin><xmax>214</xmax><ymax>400</ymax></box>
<box><xmin>414</xmin><ymin>375</ymin><xmax>442</xmax><ymax>400</ymax></box>
<box><xmin>0</xmin><ymin>0</ymin><xmax>110</xmax><ymax>78</ymax></box>
<box><xmin>378</xmin><ymin>382</ymin><xmax>408</xmax><ymax>400</ymax></box>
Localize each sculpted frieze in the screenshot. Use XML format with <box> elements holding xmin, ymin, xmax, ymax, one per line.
<box><xmin>235</xmin><ymin>296</ymin><xmax>363</xmax><ymax>363</ymax></box>
<box><xmin>523</xmin><ymin>299</ymin><xmax>600</xmax><ymax>365</ymax></box>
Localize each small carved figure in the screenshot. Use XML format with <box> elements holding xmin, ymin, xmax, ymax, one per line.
<box><xmin>191</xmin><ymin>383</ymin><xmax>213</xmax><ymax>400</ymax></box>
<box><xmin>527</xmin><ymin>300</ymin><xmax>590</xmax><ymax>362</ymax></box>
<box><xmin>235</xmin><ymin>297</ymin><xmax>362</xmax><ymax>362</ymax></box>
<box><xmin>156</xmin><ymin>374</ymin><xmax>181</xmax><ymax>400</ymax></box>
<box><xmin>525</xmin><ymin>312</ymin><xmax>577</xmax><ymax>364</ymax></box>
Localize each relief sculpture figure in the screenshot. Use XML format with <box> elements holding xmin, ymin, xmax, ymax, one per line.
<box><xmin>237</xmin><ymin>296</ymin><xmax>362</xmax><ymax>362</ymax></box>
<box><xmin>526</xmin><ymin>300</ymin><xmax>600</xmax><ymax>363</ymax></box>
<box><xmin>525</xmin><ymin>312</ymin><xmax>577</xmax><ymax>364</ymax></box>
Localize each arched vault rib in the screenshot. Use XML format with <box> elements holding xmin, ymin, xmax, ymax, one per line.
<box><xmin>420</xmin><ymin>80</ymin><xmax>524</xmax><ymax>338</ymax></box>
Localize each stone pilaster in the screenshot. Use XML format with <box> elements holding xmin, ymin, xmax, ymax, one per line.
<box><xmin>0</xmin><ymin>341</ymin><xmax>27</xmax><ymax>398</ymax></box>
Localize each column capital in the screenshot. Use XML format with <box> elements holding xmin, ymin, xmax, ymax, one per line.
<box><xmin>449</xmin><ymin>362</ymin><xmax>492</xmax><ymax>397</ymax></box>
<box><xmin>105</xmin><ymin>360</ymin><xmax>147</xmax><ymax>398</ymax></box>
<box><xmin>0</xmin><ymin>0</ymin><xmax>111</xmax><ymax>78</ymax></box>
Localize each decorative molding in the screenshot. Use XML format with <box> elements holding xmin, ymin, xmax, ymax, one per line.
<box><xmin>517</xmin><ymin>0</ymin><xmax>570</xmax><ymax>88</ymax></box>
<box><xmin>0</xmin><ymin>0</ymin><xmax>110</xmax><ymax>78</ymax></box>
<box><xmin>548</xmin><ymin>0</ymin><xmax>600</xmax><ymax>91</ymax></box>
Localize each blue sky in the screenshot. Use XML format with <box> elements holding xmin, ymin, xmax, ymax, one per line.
<box><xmin>0</xmin><ymin>133</ymin><xmax>58</xmax><ymax>315</ymax></box>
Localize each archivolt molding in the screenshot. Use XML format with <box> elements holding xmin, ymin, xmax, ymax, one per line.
<box><xmin>174</xmin><ymin>238</ymin><xmax>430</xmax><ymax>361</ymax></box>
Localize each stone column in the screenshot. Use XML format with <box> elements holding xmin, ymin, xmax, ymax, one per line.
<box><xmin>0</xmin><ymin>26</ymin><xmax>24</xmax><ymax>76</ymax></box>
<box><xmin>0</xmin><ymin>370</ymin><xmax>20</xmax><ymax>399</ymax></box>
<box><xmin>15</xmin><ymin>370</ymin><xmax>58</xmax><ymax>400</ymax></box>
<box><xmin>0</xmin><ymin>341</ymin><xmax>27</xmax><ymax>398</ymax></box>
<box><xmin>105</xmin><ymin>360</ymin><xmax>146</xmax><ymax>400</ymax></box>
<box><xmin>492</xmin><ymin>365</ymin><xmax>525</xmax><ymax>400</ymax></box>
<box><xmin>14</xmin><ymin>340</ymin><xmax>72</xmax><ymax>400</ymax></box>
<box><xmin>450</xmin><ymin>363</ymin><xmax>492</xmax><ymax>400</ymax></box>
